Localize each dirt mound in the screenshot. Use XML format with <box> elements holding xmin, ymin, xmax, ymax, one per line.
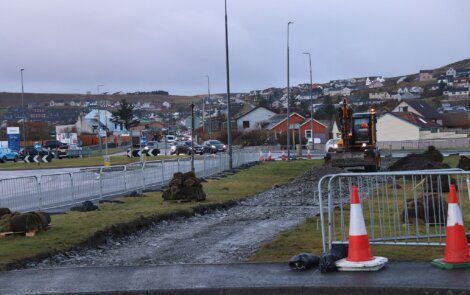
<box><xmin>0</xmin><ymin>211</ymin><xmax>51</xmax><ymax>233</ymax></box>
<box><xmin>389</xmin><ymin>146</ymin><xmax>449</xmax><ymax>171</ymax></box>
<box><xmin>162</xmin><ymin>172</ymin><xmax>206</xmax><ymax>202</ymax></box>
<box><xmin>402</xmin><ymin>195</ymin><xmax>448</xmax><ymax>225</ymax></box>
<box><xmin>71</xmin><ymin>201</ymin><xmax>98</xmax><ymax>212</ymax></box>
<box><xmin>457</xmin><ymin>155</ymin><xmax>470</xmax><ymax>170</ymax></box>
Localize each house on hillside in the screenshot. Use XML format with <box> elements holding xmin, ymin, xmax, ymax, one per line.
<box><xmin>443</xmin><ymin>87</ymin><xmax>470</xmax><ymax>99</ymax></box>
<box><xmin>446</xmin><ymin>67</ymin><xmax>457</xmax><ymax>77</ymax></box>
<box><xmin>369</xmin><ymin>92</ymin><xmax>392</xmax><ymax>100</ymax></box>
<box><xmin>368</xmin><ymin>80</ymin><xmax>383</xmax><ymax>89</ymax></box>
<box><xmin>377</xmin><ymin>112</ymin><xmax>440</xmax><ymax>141</ymax></box>
<box><xmin>391</xmin><ymin>99</ymin><xmax>442</xmax><ymax>125</ymax></box>
<box><xmin>419</xmin><ymin>70</ymin><xmax>433</xmax><ymax>81</ymax></box>
<box><xmin>76</xmin><ymin>109</ymin><xmax>126</xmax><ymax>135</ymax></box>
<box><xmin>235</xmin><ymin>106</ymin><xmax>277</xmax><ymax>132</ymax></box>
<box><xmin>457</xmin><ymin>69</ymin><xmax>470</xmax><ymax>77</ymax></box>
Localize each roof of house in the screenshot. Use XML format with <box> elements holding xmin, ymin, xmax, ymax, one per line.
<box><xmin>396</xmin><ymin>99</ymin><xmax>441</xmax><ymax>119</ymax></box>
<box><xmin>299</xmin><ymin>118</ymin><xmax>327</xmax><ymax>128</ymax></box>
<box><xmin>234</xmin><ymin>106</ymin><xmax>277</xmax><ymax>120</ymax></box>
<box><xmin>266</xmin><ymin>112</ymin><xmax>305</xmax><ymax>130</ymax></box>
<box><xmin>389</xmin><ymin>112</ymin><xmax>440</xmax><ymax>129</ymax></box>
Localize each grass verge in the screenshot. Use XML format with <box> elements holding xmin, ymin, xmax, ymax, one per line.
<box><xmin>0</xmin><ymin>159</ymin><xmax>321</xmax><ymax>270</ymax></box>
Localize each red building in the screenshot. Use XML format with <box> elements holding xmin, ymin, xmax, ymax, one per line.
<box><xmin>299</xmin><ymin>119</ymin><xmax>328</xmax><ymax>142</ymax></box>
<box><xmin>268</xmin><ymin>113</ymin><xmax>305</xmax><ymax>134</ymax></box>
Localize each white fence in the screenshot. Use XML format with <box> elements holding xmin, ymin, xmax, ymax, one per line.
<box><xmin>377</xmin><ymin>138</ymin><xmax>470</xmax><ymax>150</ymax></box>
<box><xmin>0</xmin><ymin>149</ymin><xmax>260</xmax><ymax>213</ymax></box>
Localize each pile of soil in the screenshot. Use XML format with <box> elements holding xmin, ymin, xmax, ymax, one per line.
<box><xmin>401</xmin><ymin>195</ymin><xmax>448</xmax><ymax>225</ymax></box>
<box><xmin>389</xmin><ymin>146</ymin><xmax>449</xmax><ymax>171</ymax></box>
<box><xmin>457</xmin><ymin>155</ymin><xmax>470</xmax><ymax>170</ymax></box>
<box><xmin>0</xmin><ymin>209</ymin><xmax>51</xmax><ymax>233</ymax></box>
<box><xmin>71</xmin><ymin>201</ymin><xmax>98</xmax><ymax>212</ymax></box>
<box><xmin>162</xmin><ymin>171</ymin><xmax>206</xmax><ymax>202</ymax></box>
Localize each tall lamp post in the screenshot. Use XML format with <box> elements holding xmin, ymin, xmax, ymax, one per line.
<box><xmin>97</xmin><ymin>84</ymin><xmax>104</xmax><ymax>153</ymax></box>
<box><xmin>204</xmin><ymin>75</ymin><xmax>212</xmax><ymax>139</ymax></box>
<box><xmin>302</xmin><ymin>52</ymin><xmax>314</xmax><ymax>150</ymax></box>
<box><xmin>286</xmin><ymin>21</ymin><xmax>293</xmax><ymax>160</ymax></box>
<box><xmin>190</xmin><ymin>102</ymin><xmax>195</xmax><ymax>172</ymax></box>
<box><xmin>224</xmin><ymin>0</ymin><xmax>233</xmax><ymax>169</ymax></box>
<box><xmin>20</xmin><ymin>69</ymin><xmax>26</xmax><ymax>149</ymax></box>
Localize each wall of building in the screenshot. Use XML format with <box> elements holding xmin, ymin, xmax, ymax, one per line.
<box><xmin>237</xmin><ymin>108</ymin><xmax>276</xmax><ymax>131</ymax></box>
<box><xmin>377</xmin><ymin>114</ymin><xmax>420</xmax><ymax>141</ymax></box>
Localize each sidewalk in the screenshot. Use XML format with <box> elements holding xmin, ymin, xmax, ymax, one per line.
<box><xmin>1</xmin><ymin>262</ymin><xmax>469</xmax><ymax>294</ymax></box>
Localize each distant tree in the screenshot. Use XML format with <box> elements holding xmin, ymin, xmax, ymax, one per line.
<box><xmin>111</xmin><ymin>99</ymin><xmax>140</xmax><ymax>130</ymax></box>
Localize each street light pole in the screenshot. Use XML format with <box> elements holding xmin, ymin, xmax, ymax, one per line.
<box><xmin>303</xmin><ymin>52</ymin><xmax>314</xmax><ymax>150</ymax></box>
<box><xmin>190</xmin><ymin>102</ymin><xmax>195</xmax><ymax>172</ymax></box>
<box><xmin>224</xmin><ymin>0</ymin><xmax>233</xmax><ymax>169</ymax></box>
<box><xmin>204</xmin><ymin>75</ymin><xmax>212</xmax><ymax>139</ymax></box>
<box><xmin>20</xmin><ymin>69</ymin><xmax>26</xmax><ymax>149</ymax></box>
<box><xmin>97</xmin><ymin>84</ymin><xmax>104</xmax><ymax>154</ymax></box>
<box><xmin>286</xmin><ymin>21</ymin><xmax>293</xmax><ymax>160</ymax></box>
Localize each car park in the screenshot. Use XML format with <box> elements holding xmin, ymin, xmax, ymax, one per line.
<box><xmin>0</xmin><ymin>148</ymin><xmax>19</xmax><ymax>162</ymax></box>
<box><xmin>203</xmin><ymin>140</ymin><xmax>226</xmax><ymax>153</ymax></box>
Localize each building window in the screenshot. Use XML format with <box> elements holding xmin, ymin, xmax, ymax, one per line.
<box><xmin>305</xmin><ymin>130</ymin><xmax>312</xmax><ymax>139</ymax></box>
<box><xmin>399</xmin><ymin>106</ymin><xmax>408</xmax><ymax>112</ymax></box>
<box><xmin>243</xmin><ymin>121</ymin><xmax>250</xmax><ymax>128</ymax></box>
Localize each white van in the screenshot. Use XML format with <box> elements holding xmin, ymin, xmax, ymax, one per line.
<box><xmin>165</xmin><ymin>135</ymin><xmax>176</xmax><ymax>143</ymax></box>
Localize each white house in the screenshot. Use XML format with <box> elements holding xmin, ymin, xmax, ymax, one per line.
<box><xmin>443</xmin><ymin>87</ymin><xmax>470</xmax><ymax>99</ymax></box>
<box><xmin>78</xmin><ymin>109</ymin><xmax>126</xmax><ymax>134</ymax></box>
<box><xmin>392</xmin><ymin>99</ymin><xmax>442</xmax><ymax>125</ymax></box>
<box><xmin>446</xmin><ymin>67</ymin><xmax>457</xmax><ymax>77</ymax></box>
<box><xmin>236</xmin><ymin>106</ymin><xmax>277</xmax><ymax>131</ymax></box>
<box><xmin>369</xmin><ymin>92</ymin><xmax>392</xmax><ymax>100</ymax></box>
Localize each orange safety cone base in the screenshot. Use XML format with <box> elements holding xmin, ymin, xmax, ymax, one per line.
<box><xmin>431</xmin><ymin>258</ymin><xmax>470</xmax><ymax>270</ymax></box>
<box><xmin>336</xmin><ymin>256</ymin><xmax>388</xmax><ymax>272</ymax></box>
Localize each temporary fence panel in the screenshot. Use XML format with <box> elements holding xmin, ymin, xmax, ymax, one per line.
<box><xmin>317</xmin><ymin>169</ymin><xmax>469</xmax><ymax>252</ymax></box>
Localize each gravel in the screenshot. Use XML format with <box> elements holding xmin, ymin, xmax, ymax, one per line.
<box><xmin>27</xmin><ymin>165</ymin><xmax>343</xmax><ymax>269</ymax></box>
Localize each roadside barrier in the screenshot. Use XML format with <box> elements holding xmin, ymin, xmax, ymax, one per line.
<box><xmin>0</xmin><ymin>149</ymin><xmax>260</xmax><ymax>213</ymax></box>
<box><xmin>317</xmin><ymin>169</ymin><xmax>469</xmax><ymax>252</ymax></box>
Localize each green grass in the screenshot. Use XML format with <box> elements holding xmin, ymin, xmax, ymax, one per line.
<box><xmin>443</xmin><ymin>154</ymin><xmax>459</xmax><ymax>168</ymax></box>
<box><xmin>0</xmin><ymin>159</ymin><xmax>321</xmax><ymax>270</ymax></box>
<box><xmin>251</xmin><ymin>171</ymin><xmax>470</xmax><ymax>263</ymax></box>
<box><xmin>0</xmin><ymin>155</ymin><xmax>181</xmax><ymax>170</ymax></box>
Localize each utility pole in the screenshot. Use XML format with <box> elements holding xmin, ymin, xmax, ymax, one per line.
<box><xmin>190</xmin><ymin>103</ymin><xmax>195</xmax><ymax>172</ymax></box>
<box><xmin>286</xmin><ymin>21</ymin><xmax>293</xmax><ymax>160</ymax></box>
<box><xmin>205</xmin><ymin>75</ymin><xmax>212</xmax><ymax>139</ymax></box>
<box><xmin>303</xmin><ymin>52</ymin><xmax>314</xmax><ymax>150</ymax></box>
<box><xmin>97</xmin><ymin>84</ymin><xmax>104</xmax><ymax>154</ymax></box>
<box><xmin>224</xmin><ymin>0</ymin><xmax>233</xmax><ymax>169</ymax></box>
<box><xmin>20</xmin><ymin>69</ymin><xmax>26</xmax><ymax>149</ymax></box>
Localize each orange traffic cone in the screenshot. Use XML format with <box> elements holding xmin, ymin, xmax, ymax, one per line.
<box><xmin>335</xmin><ymin>185</ymin><xmax>388</xmax><ymax>271</ymax></box>
<box><xmin>259</xmin><ymin>150</ymin><xmax>265</xmax><ymax>162</ymax></box>
<box><xmin>281</xmin><ymin>150</ymin><xmax>286</xmax><ymax>161</ymax></box>
<box><xmin>432</xmin><ymin>184</ymin><xmax>470</xmax><ymax>269</ymax></box>
<box><xmin>267</xmin><ymin>149</ymin><xmax>272</xmax><ymax>161</ymax></box>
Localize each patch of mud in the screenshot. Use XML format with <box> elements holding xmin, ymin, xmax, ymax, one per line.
<box><xmin>26</xmin><ymin>165</ymin><xmax>342</xmax><ymax>269</ymax></box>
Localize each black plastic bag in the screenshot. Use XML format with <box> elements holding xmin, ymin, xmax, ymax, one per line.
<box><xmin>289</xmin><ymin>253</ymin><xmax>320</xmax><ymax>271</ymax></box>
<box><xmin>330</xmin><ymin>244</ymin><xmax>348</xmax><ymax>260</ymax></box>
<box><xmin>320</xmin><ymin>253</ymin><xmax>337</xmax><ymax>273</ymax></box>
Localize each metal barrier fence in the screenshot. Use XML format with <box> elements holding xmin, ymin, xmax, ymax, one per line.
<box><xmin>0</xmin><ymin>149</ymin><xmax>260</xmax><ymax>213</ymax></box>
<box><xmin>317</xmin><ymin>169</ymin><xmax>469</xmax><ymax>252</ymax></box>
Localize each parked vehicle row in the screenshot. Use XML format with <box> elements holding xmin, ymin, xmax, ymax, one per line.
<box><xmin>169</xmin><ymin>140</ymin><xmax>227</xmax><ymax>155</ymax></box>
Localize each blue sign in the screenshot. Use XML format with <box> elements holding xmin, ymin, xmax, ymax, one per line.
<box><xmin>140</xmin><ymin>137</ymin><xmax>148</xmax><ymax>145</ymax></box>
<box><xmin>7</xmin><ymin>127</ymin><xmax>20</xmax><ymax>152</ymax></box>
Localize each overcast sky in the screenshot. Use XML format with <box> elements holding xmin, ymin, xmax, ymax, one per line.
<box><xmin>0</xmin><ymin>0</ymin><xmax>469</xmax><ymax>95</ymax></box>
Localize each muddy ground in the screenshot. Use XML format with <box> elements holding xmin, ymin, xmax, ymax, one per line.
<box><xmin>26</xmin><ymin>165</ymin><xmax>343</xmax><ymax>269</ymax></box>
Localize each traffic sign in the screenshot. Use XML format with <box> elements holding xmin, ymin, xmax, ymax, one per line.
<box><xmin>127</xmin><ymin>149</ymin><xmax>142</xmax><ymax>158</ymax></box>
<box><xmin>23</xmin><ymin>154</ymin><xmax>53</xmax><ymax>163</ymax></box>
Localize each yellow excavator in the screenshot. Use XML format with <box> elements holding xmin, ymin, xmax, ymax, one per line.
<box><xmin>324</xmin><ymin>98</ymin><xmax>381</xmax><ymax>171</ymax></box>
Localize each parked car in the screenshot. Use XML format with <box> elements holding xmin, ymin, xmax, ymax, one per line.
<box><xmin>203</xmin><ymin>140</ymin><xmax>226</xmax><ymax>153</ymax></box>
<box><xmin>169</xmin><ymin>141</ymin><xmax>191</xmax><ymax>155</ymax></box>
<box><xmin>44</xmin><ymin>140</ymin><xmax>62</xmax><ymax>150</ymax></box>
<box><xmin>65</xmin><ymin>144</ymin><xmax>83</xmax><ymax>158</ymax></box>
<box><xmin>56</xmin><ymin>143</ymin><xmax>70</xmax><ymax>159</ymax></box>
<box><xmin>19</xmin><ymin>146</ymin><xmax>54</xmax><ymax>159</ymax></box>
<box><xmin>325</xmin><ymin>138</ymin><xmax>341</xmax><ymax>153</ymax></box>
<box><xmin>165</xmin><ymin>135</ymin><xmax>176</xmax><ymax>143</ymax></box>
<box><xmin>183</xmin><ymin>141</ymin><xmax>204</xmax><ymax>155</ymax></box>
<box><xmin>0</xmin><ymin>148</ymin><xmax>19</xmax><ymax>162</ymax></box>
